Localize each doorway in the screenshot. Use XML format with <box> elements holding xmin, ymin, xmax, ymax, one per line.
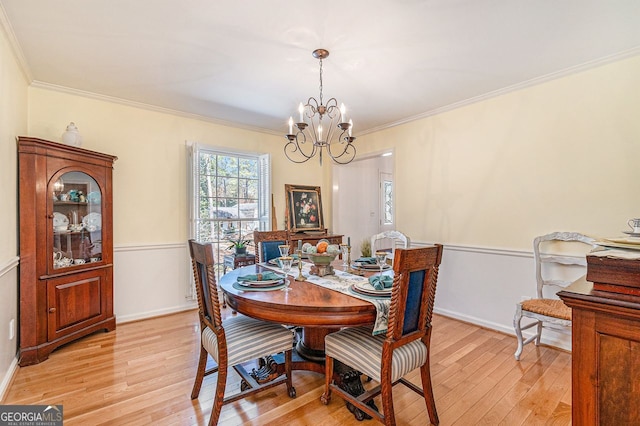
<box><xmin>332</xmin><ymin>152</ymin><xmax>394</xmax><ymax>258</ymax></box>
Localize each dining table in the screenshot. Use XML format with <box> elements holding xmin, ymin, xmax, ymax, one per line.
<box><xmin>218</xmin><ymin>259</ymin><xmax>390</xmax><ymax>373</ymax></box>
<box><xmin>219</xmin><ymin>258</ymin><xmax>392</xmax><ymax>420</ymax></box>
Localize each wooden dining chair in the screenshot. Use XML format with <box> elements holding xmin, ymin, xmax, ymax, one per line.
<box><xmin>188</xmin><ymin>240</ymin><xmax>296</xmax><ymax>425</ymax></box>
<box><xmin>253</xmin><ymin>230</ymin><xmax>290</xmax><ymax>263</ymax></box>
<box><xmin>321</xmin><ymin>245</ymin><xmax>444</xmax><ymax>426</ymax></box>
<box><xmin>513</xmin><ymin>231</ymin><xmax>595</xmax><ymax>360</ymax></box>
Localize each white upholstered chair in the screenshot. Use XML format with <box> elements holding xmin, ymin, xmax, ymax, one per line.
<box><xmin>370</xmin><ymin>230</ymin><xmax>410</xmax><ymax>263</ymax></box>
<box><xmin>188</xmin><ymin>240</ymin><xmax>296</xmax><ymax>425</ymax></box>
<box><xmin>513</xmin><ymin>232</ymin><xmax>596</xmax><ymax>360</ymax></box>
<box><xmin>321</xmin><ymin>245</ymin><xmax>444</xmax><ymax>426</ymax></box>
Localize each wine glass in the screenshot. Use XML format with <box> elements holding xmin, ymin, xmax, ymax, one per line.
<box><xmin>278</xmin><ymin>244</ymin><xmax>290</xmax><ymax>258</ymax></box>
<box><xmin>375</xmin><ymin>251</ymin><xmax>388</xmax><ymax>277</ymax></box>
<box><xmin>280</xmin><ymin>256</ymin><xmax>293</xmax><ymax>292</ymax></box>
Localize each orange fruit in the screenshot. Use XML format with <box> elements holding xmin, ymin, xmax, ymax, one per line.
<box><xmin>316</xmin><ymin>241</ymin><xmax>328</xmax><ymax>253</ymax></box>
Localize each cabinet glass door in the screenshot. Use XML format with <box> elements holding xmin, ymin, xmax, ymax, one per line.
<box><xmin>51</xmin><ymin>172</ymin><xmax>103</xmax><ymax>269</ymax></box>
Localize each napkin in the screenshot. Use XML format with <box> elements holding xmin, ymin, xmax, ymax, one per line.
<box><xmin>237</xmin><ymin>271</ymin><xmax>282</xmax><ymax>282</ymax></box>
<box><xmin>355</xmin><ymin>257</ymin><xmax>377</xmax><ymax>264</ymax></box>
<box><xmin>368</xmin><ymin>275</ymin><xmax>393</xmax><ymax>290</ymax></box>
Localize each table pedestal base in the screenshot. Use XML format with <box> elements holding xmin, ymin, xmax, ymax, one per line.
<box><xmin>297</xmin><ymin>327</ymin><xmax>377</xmax><ymax>420</ymax></box>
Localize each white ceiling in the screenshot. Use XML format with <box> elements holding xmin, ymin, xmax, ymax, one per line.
<box><xmin>2</xmin><ymin>0</ymin><xmax>640</xmax><ymax>135</ymax></box>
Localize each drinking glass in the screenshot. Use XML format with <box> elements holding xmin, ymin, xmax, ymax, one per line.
<box><xmin>278</xmin><ymin>244</ymin><xmax>290</xmax><ymax>258</ymax></box>
<box><xmin>375</xmin><ymin>251</ymin><xmax>388</xmax><ymax>277</ymax></box>
<box><xmin>340</xmin><ymin>244</ymin><xmax>349</xmax><ymax>268</ymax></box>
<box><xmin>280</xmin><ymin>256</ymin><xmax>293</xmax><ymax>291</ymax></box>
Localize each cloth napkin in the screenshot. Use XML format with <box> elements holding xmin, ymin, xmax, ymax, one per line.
<box><xmin>237</xmin><ymin>271</ymin><xmax>282</xmax><ymax>282</ymax></box>
<box><xmin>355</xmin><ymin>257</ymin><xmax>377</xmax><ymax>264</ymax></box>
<box><xmin>368</xmin><ymin>274</ymin><xmax>393</xmax><ymax>290</ymax></box>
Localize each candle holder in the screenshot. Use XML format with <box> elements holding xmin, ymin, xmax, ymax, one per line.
<box><xmin>346</xmin><ymin>245</ymin><xmax>359</xmax><ymax>275</ymax></box>
<box><xmin>295</xmin><ymin>249</ymin><xmax>307</xmax><ymax>281</ymax></box>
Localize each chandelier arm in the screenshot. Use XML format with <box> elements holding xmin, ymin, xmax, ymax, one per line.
<box><xmin>326</xmin><ymin>136</ymin><xmax>357</xmax><ymax>164</ymax></box>
<box><xmin>324</xmin><ymin>98</ymin><xmax>339</xmax><ymax>119</ymax></box>
<box><xmin>284</xmin><ymin>133</ymin><xmax>317</xmax><ymax>163</ymax></box>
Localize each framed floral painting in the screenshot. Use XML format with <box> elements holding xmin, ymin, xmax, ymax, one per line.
<box><xmin>285</xmin><ymin>184</ymin><xmax>324</xmax><ymax>233</ymax></box>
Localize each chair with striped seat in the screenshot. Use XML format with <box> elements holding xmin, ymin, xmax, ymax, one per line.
<box><xmin>188</xmin><ymin>240</ymin><xmax>296</xmax><ymax>425</ymax></box>
<box><xmin>321</xmin><ymin>245</ymin><xmax>444</xmax><ymax>426</ymax></box>
<box><xmin>253</xmin><ymin>230</ymin><xmax>290</xmax><ymax>263</ymax></box>
<box><xmin>513</xmin><ymin>231</ymin><xmax>595</xmax><ymax>360</ymax></box>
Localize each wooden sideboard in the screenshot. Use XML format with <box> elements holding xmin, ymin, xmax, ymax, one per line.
<box><xmin>558</xmin><ymin>256</ymin><xmax>640</xmax><ymax>425</ymax></box>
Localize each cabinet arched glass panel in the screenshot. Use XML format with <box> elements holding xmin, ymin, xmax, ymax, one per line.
<box><xmin>52</xmin><ymin>171</ymin><xmax>102</xmax><ymax>269</ymax></box>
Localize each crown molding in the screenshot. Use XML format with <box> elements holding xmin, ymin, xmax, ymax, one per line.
<box><xmin>0</xmin><ymin>4</ymin><xmax>32</xmax><ymax>82</ymax></box>
<box><xmin>360</xmin><ymin>46</ymin><xmax>640</xmax><ymax>136</ymax></box>
<box><xmin>30</xmin><ymin>80</ymin><xmax>281</xmax><ymax>136</ymax></box>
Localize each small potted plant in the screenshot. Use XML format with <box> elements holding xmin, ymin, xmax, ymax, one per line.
<box><xmin>226</xmin><ymin>231</ymin><xmax>251</xmax><ymax>255</ymax></box>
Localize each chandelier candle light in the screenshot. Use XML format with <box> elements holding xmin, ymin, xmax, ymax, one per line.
<box><xmin>285</xmin><ymin>49</ymin><xmax>356</xmax><ymax>165</ymax></box>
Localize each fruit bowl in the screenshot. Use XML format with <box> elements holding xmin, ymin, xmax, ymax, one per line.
<box><xmin>308</xmin><ymin>253</ymin><xmax>337</xmax><ymax>276</ymax></box>
<box><xmin>308</xmin><ymin>253</ymin><xmax>337</xmax><ymax>265</ymax></box>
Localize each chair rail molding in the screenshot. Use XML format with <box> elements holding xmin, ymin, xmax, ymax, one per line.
<box><xmin>0</xmin><ymin>256</ymin><xmax>19</xmax><ymax>279</ymax></box>
<box><xmin>412</xmin><ymin>240</ymin><xmax>573</xmax><ymax>351</ymax></box>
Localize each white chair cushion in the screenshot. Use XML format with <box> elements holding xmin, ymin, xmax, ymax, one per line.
<box><xmin>325</xmin><ymin>326</ymin><xmax>427</xmax><ymax>383</ymax></box>
<box><xmin>202</xmin><ymin>314</ymin><xmax>294</xmax><ymax>367</ymax></box>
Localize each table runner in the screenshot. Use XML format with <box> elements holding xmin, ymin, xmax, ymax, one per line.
<box><xmin>264</xmin><ymin>262</ymin><xmax>392</xmax><ymax>335</ymax></box>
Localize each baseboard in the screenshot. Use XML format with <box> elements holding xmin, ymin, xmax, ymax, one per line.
<box><xmin>116</xmin><ymin>302</ymin><xmax>197</xmax><ymax>324</ymax></box>
<box><xmin>0</xmin><ymin>356</ymin><xmax>18</xmax><ymax>403</ymax></box>
<box><xmin>434</xmin><ymin>307</ymin><xmax>571</xmax><ymax>352</ymax></box>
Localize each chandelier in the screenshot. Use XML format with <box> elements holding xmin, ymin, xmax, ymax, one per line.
<box><xmin>284</xmin><ymin>49</ymin><xmax>356</xmax><ymax>165</ymax></box>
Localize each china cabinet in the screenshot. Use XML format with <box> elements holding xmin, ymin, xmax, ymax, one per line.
<box><xmin>18</xmin><ymin>136</ymin><xmax>117</xmax><ymax>366</ymax></box>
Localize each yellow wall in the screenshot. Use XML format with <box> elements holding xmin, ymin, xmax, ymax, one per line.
<box><xmin>0</xmin><ymin>27</ymin><xmax>27</xmax><ymax>260</ymax></box>
<box><xmin>0</xmin><ymin>16</ymin><xmax>28</xmax><ymax>397</ymax></box>
<box><xmin>27</xmin><ymin>89</ymin><xmax>325</xmax><ymax>245</ymax></box>
<box><xmin>356</xmin><ymin>55</ymin><xmax>640</xmax><ymax>250</ymax></box>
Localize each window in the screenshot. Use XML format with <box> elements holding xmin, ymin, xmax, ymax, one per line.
<box><xmin>188</xmin><ymin>143</ymin><xmax>270</xmax><ymax>273</ymax></box>
<box><xmin>382</xmin><ymin>177</ymin><xmax>393</xmax><ymax>225</ymax></box>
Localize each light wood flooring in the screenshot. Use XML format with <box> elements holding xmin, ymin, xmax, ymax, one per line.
<box><xmin>2</xmin><ymin>309</ymin><xmax>571</xmax><ymax>425</ymax></box>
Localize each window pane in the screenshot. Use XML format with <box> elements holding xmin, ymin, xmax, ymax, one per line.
<box><xmin>383</xmin><ymin>180</ymin><xmax>393</xmax><ymax>224</ymax></box>
<box><xmin>239</xmin><ymin>158</ymin><xmax>258</xmax><ymax>178</ymax></box>
<box><xmin>199</xmin><ymin>153</ymin><xmax>216</xmax><ymax>176</ymax></box>
<box><xmin>217</xmin><ymin>156</ymin><xmax>238</xmax><ymax>177</ymax></box>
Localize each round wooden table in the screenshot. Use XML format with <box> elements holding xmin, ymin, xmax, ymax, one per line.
<box><xmin>219</xmin><ymin>263</ymin><xmax>377</xmax><ymax>373</ymax></box>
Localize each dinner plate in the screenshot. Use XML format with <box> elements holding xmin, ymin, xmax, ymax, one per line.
<box><xmin>87</xmin><ymin>191</ymin><xmax>101</xmax><ymax>204</ymax></box>
<box><xmin>240</xmin><ymin>278</ymin><xmax>284</xmax><ymax>287</ymax></box>
<box><xmin>605</xmin><ymin>237</ymin><xmax>640</xmax><ymax>245</ymax></box>
<box><xmin>354</xmin><ymin>263</ymin><xmax>391</xmax><ymax>271</ymax></box>
<box><xmin>53</xmin><ymin>212</ymin><xmax>69</xmax><ymax>227</ymax></box>
<box><xmin>351</xmin><ymin>282</ymin><xmax>391</xmax><ymax>297</ymax></box>
<box><xmin>594</xmin><ymin>240</ymin><xmax>640</xmax><ymax>251</ymax></box>
<box><xmin>82</xmin><ymin>212</ymin><xmax>102</xmax><ymax>230</ymax></box>
<box><xmin>233</xmin><ymin>281</ymin><xmax>286</xmax><ymax>291</ymax></box>
<box><xmin>268</xmin><ymin>258</ymin><xmax>300</xmax><ymax>266</ymax></box>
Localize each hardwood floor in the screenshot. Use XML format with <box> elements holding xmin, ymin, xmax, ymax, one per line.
<box><xmin>2</xmin><ymin>309</ymin><xmax>571</xmax><ymax>425</ymax></box>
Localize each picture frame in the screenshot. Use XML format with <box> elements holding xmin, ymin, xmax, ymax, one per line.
<box><xmin>285</xmin><ymin>184</ymin><xmax>324</xmax><ymax>233</ymax></box>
